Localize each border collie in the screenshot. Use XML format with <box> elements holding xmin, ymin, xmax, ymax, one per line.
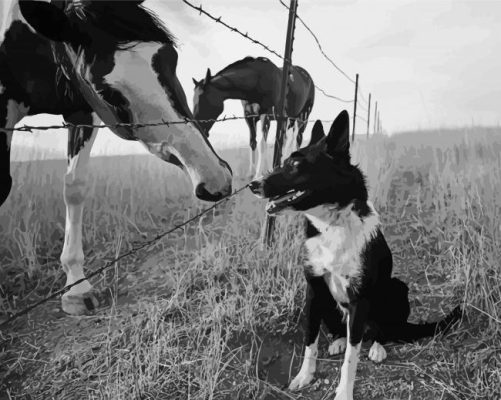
<box><xmin>249</xmin><ymin>110</ymin><xmax>461</xmax><ymax>400</ymax></box>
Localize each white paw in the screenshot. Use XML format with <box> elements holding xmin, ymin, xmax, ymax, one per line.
<box><xmin>368</xmin><ymin>341</ymin><xmax>387</xmax><ymax>363</ymax></box>
<box><xmin>289</xmin><ymin>371</ymin><xmax>314</xmax><ymax>391</ymax></box>
<box><xmin>328</xmin><ymin>337</ymin><xmax>347</xmax><ymax>355</ymax></box>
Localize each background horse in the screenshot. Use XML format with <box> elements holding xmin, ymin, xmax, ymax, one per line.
<box><xmin>192</xmin><ymin>56</ymin><xmax>315</xmax><ymax>179</ymax></box>
<box><xmin>0</xmin><ymin>0</ymin><xmax>232</xmax><ymax>315</ymax></box>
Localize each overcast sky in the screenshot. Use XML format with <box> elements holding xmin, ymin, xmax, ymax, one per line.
<box><xmin>13</xmin><ymin>0</ymin><xmax>501</xmax><ymax>157</ymax></box>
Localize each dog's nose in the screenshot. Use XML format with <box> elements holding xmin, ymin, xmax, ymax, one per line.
<box><xmin>249</xmin><ymin>180</ymin><xmax>264</xmax><ymax>196</ymax></box>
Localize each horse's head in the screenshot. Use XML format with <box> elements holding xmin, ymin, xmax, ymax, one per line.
<box><xmin>19</xmin><ymin>0</ymin><xmax>232</xmax><ymax>201</ymax></box>
<box><xmin>192</xmin><ymin>68</ymin><xmax>225</xmax><ymax>136</ymax></box>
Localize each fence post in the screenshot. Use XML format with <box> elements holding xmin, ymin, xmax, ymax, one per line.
<box><xmin>351</xmin><ymin>73</ymin><xmax>359</xmax><ymax>142</ymax></box>
<box><xmin>373</xmin><ymin>101</ymin><xmax>378</xmax><ymax>134</ymax></box>
<box><xmin>262</xmin><ymin>0</ymin><xmax>298</xmax><ymax>246</ymax></box>
<box><xmin>377</xmin><ymin>110</ymin><xmax>381</xmax><ymax>133</ymax></box>
<box><xmin>366</xmin><ymin>93</ymin><xmax>371</xmax><ymax>138</ymax></box>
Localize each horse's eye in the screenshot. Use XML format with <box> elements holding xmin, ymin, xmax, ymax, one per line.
<box><xmin>291</xmin><ymin>160</ymin><xmax>301</xmax><ymax>168</ymax></box>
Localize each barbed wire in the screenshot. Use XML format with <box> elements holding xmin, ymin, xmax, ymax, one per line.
<box><xmin>0</xmin><ymin>183</ymin><xmax>250</xmax><ymax>329</ymax></box>
<box><xmin>358</xmin><ymin>88</ymin><xmax>369</xmax><ymax>106</ymax></box>
<box><xmin>356</xmin><ymin>114</ymin><xmax>368</xmax><ymax>124</ymax></box>
<box><xmin>182</xmin><ymin>0</ymin><xmax>353</xmax><ymax>105</ymax></box>
<box><xmin>278</xmin><ymin>0</ymin><xmax>355</xmax><ymax>85</ymax></box>
<box><xmin>0</xmin><ymin>114</ymin><xmax>336</xmax><ymax>133</ymax></box>
<box><xmin>357</xmin><ymin>100</ymin><xmax>368</xmax><ymax>113</ymax></box>
<box><xmin>314</xmin><ymin>85</ymin><xmax>353</xmax><ymax>104</ymax></box>
<box><xmin>181</xmin><ymin>0</ymin><xmax>284</xmax><ymax>61</ymax></box>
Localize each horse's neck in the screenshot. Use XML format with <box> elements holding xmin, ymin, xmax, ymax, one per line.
<box><xmin>212</xmin><ymin>69</ymin><xmax>259</xmax><ymax>101</ymax></box>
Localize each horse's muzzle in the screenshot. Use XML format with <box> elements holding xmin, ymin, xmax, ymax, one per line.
<box><xmin>195</xmin><ymin>183</ymin><xmax>229</xmax><ymax>202</ymax></box>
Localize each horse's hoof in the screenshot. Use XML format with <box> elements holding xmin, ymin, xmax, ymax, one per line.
<box><xmin>61</xmin><ymin>290</ymin><xmax>100</xmax><ymax>315</ymax></box>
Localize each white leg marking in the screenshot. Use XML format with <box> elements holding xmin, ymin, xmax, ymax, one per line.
<box><xmin>334</xmin><ymin>341</ymin><xmax>360</xmax><ymax>400</ymax></box>
<box><xmin>282</xmin><ymin>119</ymin><xmax>297</xmax><ymax>160</ymax></box>
<box><xmin>289</xmin><ymin>336</ymin><xmax>318</xmax><ymax>391</ymax></box>
<box><xmin>368</xmin><ymin>341</ymin><xmax>387</xmax><ymax>363</ymax></box>
<box><xmin>60</xmin><ymin>118</ymin><xmax>99</xmax><ymax>313</ymax></box>
<box><xmin>254</xmin><ymin>114</ymin><xmax>269</xmax><ymax>179</ymax></box>
<box><xmin>333</xmin><ymin>320</ymin><xmax>359</xmax><ymax>400</ymax></box>
<box><xmin>328</xmin><ymin>337</ymin><xmax>347</xmax><ymax>355</ymax></box>
<box><xmin>249</xmin><ymin>146</ymin><xmax>257</xmax><ymax>177</ymax></box>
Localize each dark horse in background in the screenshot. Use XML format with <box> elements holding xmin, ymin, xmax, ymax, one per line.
<box><xmin>192</xmin><ymin>56</ymin><xmax>315</xmax><ymax>179</ymax></box>
<box><xmin>0</xmin><ymin>0</ymin><xmax>232</xmax><ymax>315</ymax></box>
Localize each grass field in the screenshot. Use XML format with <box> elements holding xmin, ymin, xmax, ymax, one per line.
<box><xmin>1</xmin><ymin>128</ymin><xmax>500</xmax><ymax>399</ymax></box>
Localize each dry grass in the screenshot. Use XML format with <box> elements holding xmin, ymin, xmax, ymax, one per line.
<box><xmin>0</xmin><ymin>128</ymin><xmax>500</xmax><ymax>400</ymax></box>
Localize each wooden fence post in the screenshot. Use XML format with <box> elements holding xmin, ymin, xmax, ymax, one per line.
<box><xmin>366</xmin><ymin>93</ymin><xmax>371</xmax><ymax>138</ymax></box>
<box><xmin>351</xmin><ymin>73</ymin><xmax>359</xmax><ymax>142</ymax></box>
<box><xmin>262</xmin><ymin>0</ymin><xmax>298</xmax><ymax>246</ymax></box>
<box><xmin>373</xmin><ymin>101</ymin><xmax>378</xmax><ymax>134</ymax></box>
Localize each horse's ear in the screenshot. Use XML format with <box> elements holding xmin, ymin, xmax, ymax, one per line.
<box><xmin>309</xmin><ymin>120</ymin><xmax>325</xmax><ymax>146</ymax></box>
<box><xmin>205</xmin><ymin>68</ymin><xmax>212</xmax><ymax>82</ymax></box>
<box><xmin>192</xmin><ymin>78</ymin><xmax>200</xmax><ymax>86</ymax></box>
<box><xmin>326</xmin><ymin>110</ymin><xmax>350</xmax><ymax>157</ymax></box>
<box><xmin>19</xmin><ymin>0</ymin><xmax>75</xmax><ymax>42</ymax></box>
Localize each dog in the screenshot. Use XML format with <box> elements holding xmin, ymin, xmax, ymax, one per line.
<box><xmin>249</xmin><ymin>110</ymin><xmax>461</xmax><ymax>400</ymax></box>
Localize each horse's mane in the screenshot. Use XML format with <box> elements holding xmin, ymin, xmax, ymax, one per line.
<box><xmin>57</xmin><ymin>0</ymin><xmax>176</xmax><ymax>46</ymax></box>
<box><xmin>216</xmin><ymin>56</ymin><xmax>270</xmax><ymax>76</ymax></box>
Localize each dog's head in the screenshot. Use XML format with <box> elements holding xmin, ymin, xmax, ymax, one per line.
<box><xmin>249</xmin><ymin>110</ymin><xmax>368</xmax><ymax>215</ymax></box>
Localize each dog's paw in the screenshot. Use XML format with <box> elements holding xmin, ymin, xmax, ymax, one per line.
<box><xmin>289</xmin><ymin>371</ymin><xmax>314</xmax><ymax>391</ymax></box>
<box><xmin>328</xmin><ymin>337</ymin><xmax>347</xmax><ymax>355</ymax></box>
<box><xmin>368</xmin><ymin>341</ymin><xmax>387</xmax><ymax>363</ymax></box>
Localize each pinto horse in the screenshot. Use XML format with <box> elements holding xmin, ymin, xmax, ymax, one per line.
<box><xmin>0</xmin><ymin>0</ymin><xmax>232</xmax><ymax>315</ymax></box>
<box><xmin>192</xmin><ymin>56</ymin><xmax>315</xmax><ymax>179</ymax></box>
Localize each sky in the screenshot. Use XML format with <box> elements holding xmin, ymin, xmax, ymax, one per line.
<box><xmin>11</xmin><ymin>0</ymin><xmax>501</xmax><ymax>157</ymax></box>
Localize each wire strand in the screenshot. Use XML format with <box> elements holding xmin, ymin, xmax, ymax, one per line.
<box><xmin>0</xmin><ymin>184</ymin><xmax>249</xmax><ymax>329</ymax></box>
<box><xmin>278</xmin><ymin>0</ymin><xmax>355</xmax><ymax>84</ymax></box>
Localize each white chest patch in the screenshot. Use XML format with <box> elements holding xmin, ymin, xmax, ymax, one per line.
<box><xmin>304</xmin><ymin>202</ymin><xmax>380</xmax><ymax>303</ymax></box>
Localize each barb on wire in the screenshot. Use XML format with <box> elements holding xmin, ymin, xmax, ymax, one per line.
<box><xmin>181</xmin><ymin>0</ymin><xmax>285</xmax><ymax>61</ymax></box>
<box><xmin>278</xmin><ymin>0</ymin><xmax>355</xmax><ymax>84</ymax></box>
<box><xmin>0</xmin><ymin>184</ymin><xmax>250</xmax><ymax>329</ymax></box>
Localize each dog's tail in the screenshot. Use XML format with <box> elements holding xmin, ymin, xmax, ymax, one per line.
<box><xmin>381</xmin><ymin>306</ymin><xmax>463</xmax><ymax>343</ymax></box>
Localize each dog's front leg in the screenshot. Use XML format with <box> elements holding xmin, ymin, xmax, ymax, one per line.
<box><xmin>289</xmin><ymin>280</ymin><xmax>322</xmax><ymax>390</ymax></box>
<box><xmin>334</xmin><ymin>299</ymin><xmax>369</xmax><ymax>400</ymax></box>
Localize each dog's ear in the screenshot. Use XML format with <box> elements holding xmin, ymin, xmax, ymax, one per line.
<box><xmin>308</xmin><ymin>120</ymin><xmax>325</xmax><ymax>146</ymax></box>
<box><xmin>326</xmin><ymin>110</ymin><xmax>350</xmax><ymax>157</ymax></box>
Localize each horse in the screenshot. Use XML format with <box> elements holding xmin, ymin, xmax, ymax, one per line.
<box><xmin>192</xmin><ymin>56</ymin><xmax>315</xmax><ymax>179</ymax></box>
<box><xmin>0</xmin><ymin>0</ymin><xmax>233</xmax><ymax>316</ymax></box>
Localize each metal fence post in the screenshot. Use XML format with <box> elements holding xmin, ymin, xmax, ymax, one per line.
<box><xmin>262</xmin><ymin>0</ymin><xmax>298</xmax><ymax>246</ymax></box>
<box><xmin>351</xmin><ymin>73</ymin><xmax>359</xmax><ymax>142</ymax></box>
<box><xmin>366</xmin><ymin>93</ymin><xmax>371</xmax><ymax>138</ymax></box>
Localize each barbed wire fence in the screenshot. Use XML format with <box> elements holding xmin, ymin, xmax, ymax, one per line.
<box><xmin>0</xmin><ymin>0</ymin><xmax>383</xmax><ymax>328</ymax></box>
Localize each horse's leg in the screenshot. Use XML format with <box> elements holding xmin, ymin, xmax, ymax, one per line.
<box><xmin>242</xmin><ymin>101</ymin><xmax>258</xmax><ymax>179</ymax></box>
<box><xmin>296</xmin><ymin>112</ymin><xmax>308</xmax><ymax>149</ymax></box>
<box><xmin>254</xmin><ymin>113</ymin><xmax>270</xmax><ymax>179</ymax></box>
<box><xmin>0</xmin><ymin>98</ymin><xmax>28</xmax><ymax>205</ymax></box>
<box><xmin>282</xmin><ymin>118</ymin><xmax>296</xmax><ymax>160</ymax></box>
<box><xmin>60</xmin><ymin>111</ymin><xmax>99</xmax><ymax>315</ymax></box>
